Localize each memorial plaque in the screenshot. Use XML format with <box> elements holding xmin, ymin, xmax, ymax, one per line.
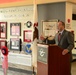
<box><xmin>0</xmin><ymin>22</ymin><xmax>7</xmax><ymax>39</ymax></box>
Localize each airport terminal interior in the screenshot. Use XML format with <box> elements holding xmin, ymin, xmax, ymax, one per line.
<box><xmin>0</xmin><ymin>0</ymin><xmax>76</xmax><ymax>75</ymax></box>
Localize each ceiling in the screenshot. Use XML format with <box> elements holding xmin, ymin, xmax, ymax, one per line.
<box><xmin>0</xmin><ymin>0</ymin><xmax>76</xmax><ymax>14</ymax></box>
<box><xmin>0</xmin><ymin>0</ymin><xmax>24</xmax><ymax>4</ymax></box>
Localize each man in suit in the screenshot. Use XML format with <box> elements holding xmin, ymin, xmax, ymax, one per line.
<box><xmin>41</xmin><ymin>21</ymin><xmax>74</xmax><ymax>75</ymax></box>
<box><xmin>41</xmin><ymin>21</ymin><xmax>74</xmax><ymax>55</ymax></box>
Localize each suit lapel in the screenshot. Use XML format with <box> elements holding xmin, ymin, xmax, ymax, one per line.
<box><xmin>56</xmin><ymin>33</ymin><xmax>59</xmax><ymax>45</ymax></box>
<box><xmin>58</xmin><ymin>30</ymin><xmax>66</xmax><ymax>44</ymax></box>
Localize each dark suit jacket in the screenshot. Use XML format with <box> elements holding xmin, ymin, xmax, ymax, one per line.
<box><xmin>45</xmin><ymin>30</ymin><xmax>74</xmax><ymax>52</ymax></box>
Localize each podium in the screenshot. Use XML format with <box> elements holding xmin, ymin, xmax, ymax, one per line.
<box><xmin>37</xmin><ymin>43</ymin><xmax>70</xmax><ymax>75</ymax></box>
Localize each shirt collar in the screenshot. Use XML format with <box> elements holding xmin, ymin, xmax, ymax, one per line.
<box><xmin>59</xmin><ymin>29</ymin><xmax>64</xmax><ymax>35</ymax></box>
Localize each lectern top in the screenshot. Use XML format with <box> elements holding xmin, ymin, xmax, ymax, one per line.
<box><xmin>37</xmin><ymin>44</ymin><xmax>48</xmax><ymax>48</ymax></box>
<box><xmin>37</xmin><ymin>43</ymin><xmax>57</xmax><ymax>47</ymax></box>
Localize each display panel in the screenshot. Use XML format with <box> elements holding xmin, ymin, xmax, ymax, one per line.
<box><xmin>10</xmin><ymin>38</ymin><xmax>21</xmax><ymax>51</ymax></box>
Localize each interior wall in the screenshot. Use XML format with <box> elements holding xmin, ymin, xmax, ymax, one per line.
<box><xmin>38</xmin><ymin>2</ymin><xmax>66</xmax><ymax>38</ymax></box>
<box><xmin>72</xmin><ymin>20</ymin><xmax>76</xmax><ymax>54</ymax></box>
<box><xmin>0</xmin><ymin>5</ymin><xmax>34</xmax><ymax>43</ymax></box>
<box><xmin>38</xmin><ymin>4</ymin><xmax>49</xmax><ymax>39</ymax></box>
<box><xmin>0</xmin><ymin>5</ymin><xmax>34</xmax><ymax>70</ymax></box>
<box><xmin>48</xmin><ymin>2</ymin><xmax>65</xmax><ymax>21</ymax></box>
<box><xmin>65</xmin><ymin>2</ymin><xmax>73</xmax><ymax>30</ymax></box>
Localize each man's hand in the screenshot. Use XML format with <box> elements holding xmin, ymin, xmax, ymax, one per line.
<box><xmin>62</xmin><ymin>49</ymin><xmax>69</xmax><ymax>55</ymax></box>
<box><xmin>40</xmin><ymin>35</ymin><xmax>45</xmax><ymax>40</ymax></box>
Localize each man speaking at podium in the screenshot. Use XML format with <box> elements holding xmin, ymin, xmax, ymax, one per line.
<box><xmin>40</xmin><ymin>21</ymin><xmax>74</xmax><ymax>75</ymax></box>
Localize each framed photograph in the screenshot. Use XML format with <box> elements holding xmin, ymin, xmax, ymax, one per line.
<box><xmin>0</xmin><ymin>22</ymin><xmax>7</xmax><ymax>39</ymax></box>
<box><xmin>42</xmin><ymin>20</ymin><xmax>58</xmax><ymax>37</ymax></box>
<box><xmin>10</xmin><ymin>23</ymin><xmax>21</xmax><ymax>36</ymax></box>
<box><xmin>24</xmin><ymin>30</ymin><xmax>32</xmax><ymax>42</ymax></box>
<box><xmin>0</xmin><ymin>40</ymin><xmax>7</xmax><ymax>49</ymax></box>
<box><xmin>10</xmin><ymin>38</ymin><xmax>21</xmax><ymax>51</ymax></box>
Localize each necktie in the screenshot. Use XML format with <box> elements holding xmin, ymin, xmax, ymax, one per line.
<box><xmin>58</xmin><ymin>33</ymin><xmax>61</xmax><ymax>42</ymax></box>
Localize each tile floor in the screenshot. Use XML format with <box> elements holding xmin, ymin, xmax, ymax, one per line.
<box><xmin>71</xmin><ymin>61</ymin><xmax>76</xmax><ymax>75</ymax></box>
<box><xmin>0</xmin><ymin>67</ymin><xmax>32</xmax><ymax>75</ymax></box>
<box><xmin>0</xmin><ymin>61</ymin><xmax>76</xmax><ymax>75</ymax></box>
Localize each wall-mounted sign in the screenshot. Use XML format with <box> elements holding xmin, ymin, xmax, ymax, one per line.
<box><xmin>0</xmin><ymin>22</ymin><xmax>7</xmax><ymax>39</ymax></box>
<box><xmin>0</xmin><ymin>6</ymin><xmax>33</xmax><ymax>20</ymax></box>
<box><xmin>25</xmin><ymin>21</ymin><xmax>32</xmax><ymax>28</ymax></box>
<box><xmin>24</xmin><ymin>43</ymin><xmax>32</xmax><ymax>54</ymax></box>
<box><xmin>65</xmin><ymin>19</ymin><xmax>71</xmax><ymax>29</ymax></box>
<box><xmin>24</xmin><ymin>30</ymin><xmax>32</xmax><ymax>42</ymax></box>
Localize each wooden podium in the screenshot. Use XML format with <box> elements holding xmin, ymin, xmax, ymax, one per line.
<box><xmin>37</xmin><ymin>43</ymin><xmax>70</xmax><ymax>75</ymax></box>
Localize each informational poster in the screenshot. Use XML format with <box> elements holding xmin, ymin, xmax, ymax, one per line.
<box><xmin>66</xmin><ymin>24</ymin><xmax>71</xmax><ymax>29</ymax></box>
<box><xmin>42</xmin><ymin>21</ymin><xmax>58</xmax><ymax>37</ymax></box>
<box><xmin>10</xmin><ymin>23</ymin><xmax>21</xmax><ymax>36</ymax></box>
<box><xmin>0</xmin><ymin>22</ymin><xmax>7</xmax><ymax>39</ymax></box>
<box><xmin>24</xmin><ymin>30</ymin><xmax>32</xmax><ymax>42</ymax></box>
